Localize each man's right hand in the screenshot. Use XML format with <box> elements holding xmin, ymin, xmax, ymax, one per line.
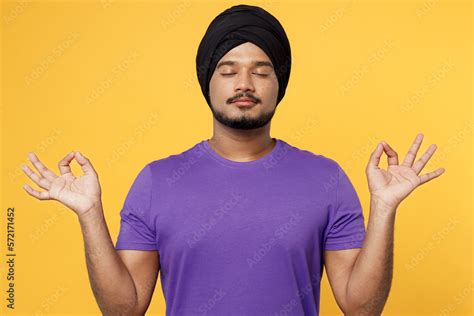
<box><xmin>21</xmin><ymin>151</ymin><xmax>102</xmax><ymax>218</ymax></box>
<box><xmin>21</xmin><ymin>150</ymin><xmax>158</xmax><ymax>314</ymax></box>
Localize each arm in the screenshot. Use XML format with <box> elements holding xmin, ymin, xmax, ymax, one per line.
<box><xmin>21</xmin><ymin>151</ymin><xmax>158</xmax><ymax>315</ymax></box>
<box><xmin>117</xmin><ymin>249</ymin><xmax>159</xmax><ymax>315</ymax></box>
<box><xmin>324</xmin><ymin>133</ymin><xmax>444</xmax><ymax>315</ymax></box>
<box><xmin>324</xmin><ymin>199</ymin><xmax>395</xmax><ymax>316</ymax></box>
<box><xmin>79</xmin><ymin>204</ymin><xmax>159</xmax><ymax>315</ymax></box>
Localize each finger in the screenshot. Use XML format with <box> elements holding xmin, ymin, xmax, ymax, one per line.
<box><xmin>412</xmin><ymin>144</ymin><xmax>438</xmax><ymax>174</ymax></box>
<box><xmin>367</xmin><ymin>142</ymin><xmax>384</xmax><ymax>171</ymax></box>
<box><xmin>74</xmin><ymin>151</ymin><xmax>97</xmax><ymax>176</ymax></box>
<box><xmin>401</xmin><ymin>133</ymin><xmax>424</xmax><ymax>167</ymax></box>
<box><xmin>21</xmin><ymin>164</ymin><xmax>51</xmax><ymax>190</ymax></box>
<box><xmin>22</xmin><ymin>183</ymin><xmax>51</xmax><ymax>200</ymax></box>
<box><xmin>28</xmin><ymin>152</ymin><xmax>58</xmax><ymax>181</ymax></box>
<box><xmin>58</xmin><ymin>151</ymin><xmax>75</xmax><ymax>175</ymax></box>
<box><xmin>381</xmin><ymin>141</ymin><xmax>399</xmax><ymax>166</ymax></box>
<box><xmin>419</xmin><ymin>167</ymin><xmax>445</xmax><ymax>185</ymax></box>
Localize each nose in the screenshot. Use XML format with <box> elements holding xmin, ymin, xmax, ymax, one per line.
<box><xmin>234</xmin><ymin>70</ymin><xmax>255</xmax><ymax>93</ymax></box>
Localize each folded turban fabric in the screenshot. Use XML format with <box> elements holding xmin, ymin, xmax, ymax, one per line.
<box><xmin>196</xmin><ymin>4</ymin><xmax>292</xmax><ymax>108</ymax></box>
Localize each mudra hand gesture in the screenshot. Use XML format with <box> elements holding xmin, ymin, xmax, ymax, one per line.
<box><xmin>21</xmin><ymin>151</ymin><xmax>102</xmax><ymax>218</ymax></box>
<box><xmin>366</xmin><ymin>133</ymin><xmax>445</xmax><ymax>209</ymax></box>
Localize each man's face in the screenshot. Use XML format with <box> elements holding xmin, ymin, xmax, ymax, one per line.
<box><xmin>208</xmin><ymin>42</ymin><xmax>279</xmax><ymax>130</ymax></box>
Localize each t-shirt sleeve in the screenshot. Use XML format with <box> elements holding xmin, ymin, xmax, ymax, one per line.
<box><xmin>115</xmin><ymin>163</ymin><xmax>157</xmax><ymax>251</ymax></box>
<box><xmin>323</xmin><ymin>164</ymin><xmax>366</xmax><ymax>251</ymax></box>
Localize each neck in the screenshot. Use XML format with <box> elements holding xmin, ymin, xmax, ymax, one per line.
<box><xmin>208</xmin><ymin>121</ymin><xmax>275</xmax><ymax>162</ymax></box>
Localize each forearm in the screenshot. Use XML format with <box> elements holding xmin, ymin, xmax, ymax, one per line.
<box><xmin>345</xmin><ymin>198</ymin><xmax>396</xmax><ymax>315</ymax></box>
<box><xmin>78</xmin><ymin>203</ymin><xmax>139</xmax><ymax>315</ymax></box>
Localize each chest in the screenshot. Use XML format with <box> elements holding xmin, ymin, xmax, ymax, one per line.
<box><xmin>152</xmin><ymin>178</ymin><xmax>331</xmax><ymax>266</ymax></box>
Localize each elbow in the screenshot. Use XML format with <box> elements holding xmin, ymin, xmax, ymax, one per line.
<box><xmin>342</xmin><ymin>300</ymin><xmax>384</xmax><ymax>316</ymax></box>
<box><xmin>100</xmin><ymin>299</ymin><xmax>143</xmax><ymax>316</ymax></box>
<box><xmin>342</xmin><ymin>285</ymin><xmax>388</xmax><ymax>315</ymax></box>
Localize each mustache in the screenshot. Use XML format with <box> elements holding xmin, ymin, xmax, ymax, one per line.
<box><xmin>227</xmin><ymin>93</ymin><xmax>261</xmax><ymax>104</ymax></box>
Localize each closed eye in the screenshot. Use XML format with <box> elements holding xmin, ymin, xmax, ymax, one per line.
<box><xmin>220</xmin><ymin>73</ymin><xmax>270</xmax><ymax>77</ymax></box>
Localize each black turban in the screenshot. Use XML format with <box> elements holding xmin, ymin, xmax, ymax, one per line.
<box><xmin>196</xmin><ymin>4</ymin><xmax>292</xmax><ymax>108</ymax></box>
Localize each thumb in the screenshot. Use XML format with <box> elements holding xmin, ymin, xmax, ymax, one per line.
<box><xmin>366</xmin><ymin>142</ymin><xmax>384</xmax><ymax>173</ymax></box>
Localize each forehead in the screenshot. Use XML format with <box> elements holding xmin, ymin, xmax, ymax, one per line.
<box><xmin>218</xmin><ymin>42</ymin><xmax>272</xmax><ymax>65</ymax></box>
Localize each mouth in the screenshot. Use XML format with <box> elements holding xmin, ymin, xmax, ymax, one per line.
<box><xmin>231</xmin><ymin>98</ymin><xmax>257</xmax><ymax>107</ymax></box>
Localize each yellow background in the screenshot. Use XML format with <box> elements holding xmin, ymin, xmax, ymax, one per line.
<box><xmin>1</xmin><ymin>0</ymin><xmax>472</xmax><ymax>315</ymax></box>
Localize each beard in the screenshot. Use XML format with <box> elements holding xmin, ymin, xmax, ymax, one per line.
<box><xmin>209</xmin><ymin>103</ymin><xmax>276</xmax><ymax>130</ymax></box>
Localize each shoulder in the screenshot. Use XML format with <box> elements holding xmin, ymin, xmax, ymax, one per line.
<box><xmin>144</xmin><ymin>141</ymin><xmax>204</xmax><ymax>177</ymax></box>
<box><xmin>279</xmin><ymin>139</ymin><xmax>341</xmax><ymax>176</ymax></box>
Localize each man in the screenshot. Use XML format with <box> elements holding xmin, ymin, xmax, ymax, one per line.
<box><xmin>21</xmin><ymin>4</ymin><xmax>445</xmax><ymax>315</ymax></box>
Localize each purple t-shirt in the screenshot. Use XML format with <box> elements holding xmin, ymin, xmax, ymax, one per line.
<box><xmin>115</xmin><ymin>138</ymin><xmax>366</xmax><ymax>315</ymax></box>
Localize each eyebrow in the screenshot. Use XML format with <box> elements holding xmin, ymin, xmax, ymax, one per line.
<box><xmin>216</xmin><ymin>60</ymin><xmax>274</xmax><ymax>70</ymax></box>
